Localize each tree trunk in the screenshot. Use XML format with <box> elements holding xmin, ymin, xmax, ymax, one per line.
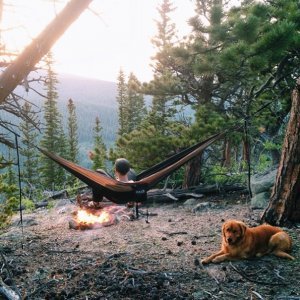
<box><xmin>242</xmin><ymin>138</ymin><xmax>249</xmax><ymax>168</ymax></box>
<box><xmin>0</xmin><ymin>0</ymin><xmax>92</xmax><ymax>104</ymax></box>
<box><xmin>222</xmin><ymin>138</ymin><xmax>231</xmax><ymax>168</ymax></box>
<box><xmin>183</xmin><ymin>154</ymin><xmax>202</xmax><ymax>188</ymax></box>
<box><xmin>261</xmin><ymin>79</ymin><xmax>300</xmax><ymax>226</ymax></box>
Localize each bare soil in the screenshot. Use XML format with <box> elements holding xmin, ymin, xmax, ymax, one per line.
<box><xmin>1</xmin><ymin>192</ymin><xmax>299</xmax><ymax>300</ymax></box>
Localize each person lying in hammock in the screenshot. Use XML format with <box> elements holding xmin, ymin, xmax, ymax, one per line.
<box><xmin>114</xmin><ymin>158</ymin><xmax>136</xmax><ymax>182</ymax></box>
<box><xmin>114</xmin><ymin>158</ymin><xmax>137</xmax><ymax>208</ymax></box>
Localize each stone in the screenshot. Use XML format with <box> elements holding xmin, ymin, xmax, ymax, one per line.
<box><xmin>251</xmin><ymin>191</ymin><xmax>270</xmax><ymax>209</ymax></box>
<box><xmin>251</xmin><ymin>168</ymin><xmax>277</xmax><ymax>195</ymax></box>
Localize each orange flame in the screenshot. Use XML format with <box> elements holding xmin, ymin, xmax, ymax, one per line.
<box><xmin>76</xmin><ymin>209</ymin><xmax>112</xmax><ymax>225</ymax></box>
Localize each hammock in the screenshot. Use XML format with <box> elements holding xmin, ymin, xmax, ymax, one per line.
<box><xmin>38</xmin><ymin>131</ymin><xmax>225</xmax><ymax>204</ymax></box>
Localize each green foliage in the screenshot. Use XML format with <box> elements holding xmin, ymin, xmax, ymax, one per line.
<box><xmin>0</xmin><ymin>172</ymin><xmax>18</xmax><ymax>229</ymax></box>
<box><xmin>205</xmin><ymin>165</ymin><xmax>247</xmax><ymax>186</ymax></box>
<box><xmin>67</xmin><ymin>98</ymin><xmax>79</xmax><ymax>163</ymax></box>
<box><xmin>47</xmin><ymin>201</ymin><xmax>55</xmax><ymax>210</ymax></box>
<box><xmin>110</xmin><ymin>120</ymin><xmax>189</xmax><ymax>172</ymax></box>
<box><xmin>116</xmin><ymin>70</ymin><xmax>146</xmax><ymax>135</ymax></box>
<box><xmin>20</xmin><ymin>102</ymin><xmax>40</xmax><ymax>195</ymax></box>
<box><xmin>126</xmin><ymin>73</ymin><xmax>147</xmax><ymax>132</ymax></box>
<box><xmin>256</xmin><ymin>154</ymin><xmax>272</xmax><ymax>173</ymax></box>
<box><xmin>91</xmin><ymin>116</ymin><xmax>107</xmax><ymax>170</ymax></box>
<box><xmin>263</xmin><ymin>140</ymin><xmax>282</xmax><ymax>151</ymax></box>
<box><xmin>66</xmin><ymin>98</ymin><xmax>79</xmax><ymax>185</ymax></box>
<box><xmin>40</xmin><ymin>52</ymin><xmax>67</xmax><ymax>190</ymax></box>
<box><xmin>116</xmin><ymin>69</ymin><xmax>128</xmax><ymax>136</ymax></box>
<box><xmin>21</xmin><ymin>198</ymin><xmax>35</xmax><ymax>212</ymax></box>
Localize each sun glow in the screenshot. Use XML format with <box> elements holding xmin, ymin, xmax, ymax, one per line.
<box><xmin>1</xmin><ymin>0</ymin><xmax>194</xmax><ymax>82</ymax></box>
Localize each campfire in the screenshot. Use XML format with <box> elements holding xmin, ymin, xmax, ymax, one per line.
<box><xmin>69</xmin><ymin>207</ymin><xmax>119</xmax><ymax>230</ymax></box>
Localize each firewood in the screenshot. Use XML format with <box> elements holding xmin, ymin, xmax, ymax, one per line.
<box><xmin>0</xmin><ymin>277</ymin><xmax>21</xmax><ymax>300</ymax></box>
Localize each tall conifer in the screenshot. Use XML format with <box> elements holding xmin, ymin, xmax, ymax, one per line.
<box><xmin>126</xmin><ymin>73</ymin><xmax>146</xmax><ymax>132</ymax></box>
<box><xmin>91</xmin><ymin>116</ymin><xmax>106</xmax><ymax>170</ymax></box>
<box><xmin>116</xmin><ymin>69</ymin><xmax>127</xmax><ymax>136</ymax></box>
<box><xmin>67</xmin><ymin>98</ymin><xmax>79</xmax><ymax>162</ymax></box>
<box><xmin>66</xmin><ymin>98</ymin><xmax>79</xmax><ymax>185</ymax></box>
<box><xmin>150</xmin><ymin>0</ymin><xmax>177</xmax><ymax>132</ymax></box>
<box><xmin>40</xmin><ymin>52</ymin><xmax>66</xmax><ymax>190</ymax></box>
<box><xmin>20</xmin><ymin>102</ymin><xmax>39</xmax><ymax>195</ymax></box>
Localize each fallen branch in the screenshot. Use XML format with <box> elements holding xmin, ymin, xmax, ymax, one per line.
<box><xmin>0</xmin><ymin>277</ymin><xmax>21</xmax><ymax>300</ymax></box>
<box><xmin>229</xmin><ymin>262</ymin><xmax>287</xmax><ymax>286</ymax></box>
<box><xmin>158</xmin><ymin>230</ymin><xmax>188</xmax><ymax>236</ymax></box>
<box><xmin>0</xmin><ymin>251</ymin><xmax>21</xmax><ymax>299</ymax></box>
<box><xmin>147</xmin><ymin>184</ymin><xmax>246</xmax><ymax>203</ymax></box>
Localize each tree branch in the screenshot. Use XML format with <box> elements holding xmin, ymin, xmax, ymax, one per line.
<box><xmin>0</xmin><ymin>0</ymin><xmax>93</xmax><ymax>104</ymax></box>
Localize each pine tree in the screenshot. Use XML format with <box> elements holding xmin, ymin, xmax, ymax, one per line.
<box><xmin>0</xmin><ymin>166</ymin><xmax>18</xmax><ymax>229</ymax></box>
<box><xmin>116</xmin><ymin>69</ymin><xmax>127</xmax><ymax>136</ymax></box>
<box><xmin>91</xmin><ymin>116</ymin><xmax>107</xmax><ymax>170</ymax></box>
<box><xmin>67</xmin><ymin>98</ymin><xmax>79</xmax><ymax>162</ymax></box>
<box><xmin>66</xmin><ymin>98</ymin><xmax>79</xmax><ymax>186</ymax></box>
<box><xmin>126</xmin><ymin>73</ymin><xmax>146</xmax><ymax>132</ymax></box>
<box><xmin>20</xmin><ymin>102</ymin><xmax>40</xmax><ymax>196</ymax></box>
<box><xmin>149</xmin><ymin>0</ymin><xmax>178</xmax><ymax>133</ymax></box>
<box><xmin>40</xmin><ymin>52</ymin><xmax>66</xmax><ymax>190</ymax></box>
<box><xmin>6</xmin><ymin>150</ymin><xmax>16</xmax><ymax>186</ymax></box>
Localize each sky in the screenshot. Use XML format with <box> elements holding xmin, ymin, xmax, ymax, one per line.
<box><xmin>1</xmin><ymin>0</ymin><xmax>195</xmax><ymax>83</ymax></box>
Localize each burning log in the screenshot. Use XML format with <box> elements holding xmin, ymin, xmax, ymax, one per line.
<box><xmin>69</xmin><ymin>207</ymin><xmax>119</xmax><ymax>230</ymax></box>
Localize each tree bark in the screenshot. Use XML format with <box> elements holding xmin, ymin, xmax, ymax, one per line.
<box><xmin>261</xmin><ymin>79</ymin><xmax>300</xmax><ymax>226</ymax></box>
<box><xmin>183</xmin><ymin>154</ymin><xmax>202</xmax><ymax>188</ymax></box>
<box><xmin>0</xmin><ymin>0</ymin><xmax>92</xmax><ymax>104</ymax></box>
<box><xmin>222</xmin><ymin>138</ymin><xmax>231</xmax><ymax>168</ymax></box>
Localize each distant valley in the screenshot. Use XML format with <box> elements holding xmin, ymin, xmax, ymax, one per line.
<box><xmin>1</xmin><ymin>73</ymin><xmax>119</xmax><ymax>167</ymax></box>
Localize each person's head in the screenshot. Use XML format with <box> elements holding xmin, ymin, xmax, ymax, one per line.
<box><xmin>114</xmin><ymin>158</ymin><xmax>130</xmax><ymax>176</ymax></box>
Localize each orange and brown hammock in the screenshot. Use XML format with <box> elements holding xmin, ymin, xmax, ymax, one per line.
<box><xmin>39</xmin><ymin>131</ymin><xmax>225</xmax><ymax>204</ymax></box>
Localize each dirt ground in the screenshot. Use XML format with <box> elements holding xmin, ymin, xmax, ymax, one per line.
<box><xmin>0</xmin><ymin>192</ymin><xmax>299</xmax><ymax>300</ymax></box>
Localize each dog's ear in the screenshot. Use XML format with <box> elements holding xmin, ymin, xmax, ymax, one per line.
<box><xmin>238</xmin><ymin>221</ymin><xmax>247</xmax><ymax>237</ymax></box>
<box><xmin>222</xmin><ymin>222</ymin><xmax>227</xmax><ymax>238</ymax></box>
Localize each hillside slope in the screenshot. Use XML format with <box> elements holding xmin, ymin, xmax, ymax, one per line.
<box><xmin>1</xmin><ymin>73</ymin><xmax>118</xmax><ymax>166</ymax></box>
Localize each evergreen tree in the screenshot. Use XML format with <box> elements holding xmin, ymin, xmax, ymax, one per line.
<box><xmin>6</xmin><ymin>150</ymin><xmax>16</xmax><ymax>187</ymax></box>
<box><xmin>143</xmin><ymin>0</ymin><xmax>300</xmax><ymax>185</ymax></box>
<box><xmin>126</xmin><ymin>72</ymin><xmax>146</xmax><ymax>132</ymax></box>
<box><xmin>66</xmin><ymin>98</ymin><xmax>79</xmax><ymax>185</ymax></box>
<box><xmin>67</xmin><ymin>98</ymin><xmax>79</xmax><ymax>162</ymax></box>
<box><xmin>91</xmin><ymin>116</ymin><xmax>107</xmax><ymax>170</ymax></box>
<box><xmin>116</xmin><ymin>70</ymin><xmax>146</xmax><ymax>135</ymax></box>
<box><xmin>148</xmin><ymin>0</ymin><xmax>178</xmax><ymax>133</ymax></box>
<box><xmin>0</xmin><ymin>166</ymin><xmax>18</xmax><ymax>229</ymax></box>
<box><xmin>20</xmin><ymin>102</ymin><xmax>40</xmax><ymax>196</ymax></box>
<box><xmin>116</xmin><ymin>69</ymin><xmax>127</xmax><ymax>136</ymax></box>
<box><xmin>111</xmin><ymin>1</ymin><xmax>184</xmax><ymax>178</ymax></box>
<box><xmin>40</xmin><ymin>52</ymin><xmax>66</xmax><ymax>190</ymax></box>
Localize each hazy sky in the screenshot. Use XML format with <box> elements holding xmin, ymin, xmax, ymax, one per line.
<box><xmin>2</xmin><ymin>0</ymin><xmax>195</xmax><ymax>83</ymax></box>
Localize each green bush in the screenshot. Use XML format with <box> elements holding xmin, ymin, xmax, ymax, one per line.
<box><xmin>206</xmin><ymin>164</ymin><xmax>246</xmax><ymax>186</ymax></box>
<box><xmin>21</xmin><ymin>198</ymin><xmax>35</xmax><ymax>212</ymax></box>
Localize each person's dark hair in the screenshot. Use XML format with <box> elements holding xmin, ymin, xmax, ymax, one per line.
<box><xmin>115</xmin><ymin>158</ymin><xmax>130</xmax><ymax>175</ymax></box>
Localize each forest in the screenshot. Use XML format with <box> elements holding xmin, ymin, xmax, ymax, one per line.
<box><xmin>0</xmin><ymin>0</ymin><xmax>300</xmax><ymax>298</ymax></box>
<box><xmin>0</xmin><ymin>0</ymin><xmax>299</xmax><ymax>228</ymax></box>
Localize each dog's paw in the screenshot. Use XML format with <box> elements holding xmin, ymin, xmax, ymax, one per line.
<box><xmin>201</xmin><ymin>258</ymin><xmax>210</xmax><ymax>265</ymax></box>
<box><xmin>211</xmin><ymin>257</ymin><xmax>223</xmax><ymax>263</ymax></box>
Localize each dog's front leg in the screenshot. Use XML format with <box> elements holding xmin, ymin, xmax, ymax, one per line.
<box><xmin>201</xmin><ymin>250</ymin><xmax>225</xmax><ymax>264</ymax></box>
<box><xmin>211</xmin><ymin>253</ymin><xmax>234</xmax><ymax>263</ymax></box>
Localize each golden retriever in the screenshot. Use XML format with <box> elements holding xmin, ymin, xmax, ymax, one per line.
<box><xmin>201</xmin><ymin>220</ymin><xmax>295</xmax><ymax>264</ymax></box>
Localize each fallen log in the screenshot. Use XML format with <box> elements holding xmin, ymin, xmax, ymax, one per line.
<box><xmin>45</xmin><ymin>189</ymin><xmax>69</xmax><ymax>200</ymax></box>
<box><xmin>0</xmin><ymin>277</ymin><xmax>21</xmax><ymax>300</ymax></box>
<box><xmin>147</xmin><ymin>184</ymin><xmax>247</xmax><ymax>203</ymax></box>
<box><xmin>35</xmin><ymin>200</ymin><xmax>48</xmax><ymax>209</ymax></box>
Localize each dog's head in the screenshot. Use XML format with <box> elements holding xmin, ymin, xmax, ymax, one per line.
<box><xmin>222</xmin><ymin>220</ymin><xmax>247</xmax><ymax>246</ymax></box>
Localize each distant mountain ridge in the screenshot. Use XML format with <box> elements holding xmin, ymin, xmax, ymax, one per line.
<box><xmin>57</xmin><ymin>73</ymin><xmax>118</xmax><ymax>108</ymax></box>
<box><xmin>1</xmin><ymin>73</ymin><xmax>119</xmax><ymax>167</ymax></box>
